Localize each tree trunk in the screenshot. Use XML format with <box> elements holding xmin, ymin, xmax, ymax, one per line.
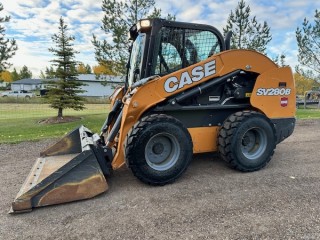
<box><xmin>58</xmin><ymin>108</ymin><xmax>63</xmax><ymax>118</ymax></box>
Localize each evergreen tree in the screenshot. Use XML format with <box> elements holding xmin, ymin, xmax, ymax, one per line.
<box><xmin>47</xmin><ymin>17</ymin><xmax>85</xmax><ymax>118</ymax></box>
<box><xmin>45</xmin><ymin>66</ymin><xmax>57</xmax><ymax>79</ymax></box>
<box><xmin>92</xmin><ymin>0</ymin><xmax>173</xmax><ymax>75</ymax></box>
<box><xmin>223</xmin><ymin>0</ymin><xmax>271</xmax><ymax>54</ymax></box>
<box><xmin>85</xmin><ymin>64</ymin><xmax>92</xmax><ymax>74</ymax></box>
<box><xmin>11</xmin><ymin>68</ymin><xmax>19</xmax><ymax>81</ymax></box>
<box><xmin>0</xmin><ymin>3</ymin><xmax>17</xmax><ymax>72</ymax></box>
<box><xmin>18</xmin><ymin>65</ymin><xmax>32</xmax><ymax>79</ymax></box>
<box><xmin>39</xmin><ymin>70</ymin><xmax>46</xmax><ymax>79</ymax></box>
<box><xmin>273</xmin><ymin>54</ymin><xmax>286</xmax><ymax>67</ymax></box>
<box><xmin>296</xmin><ymin>9</ymin><xmax>320</xmax><ymax>80</ymax></box>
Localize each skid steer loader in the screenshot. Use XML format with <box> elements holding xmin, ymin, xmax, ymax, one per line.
<box><xmin>10</xmin><ymin>18</ymin><xmax>296</xmax><ymax>213</ymax></box>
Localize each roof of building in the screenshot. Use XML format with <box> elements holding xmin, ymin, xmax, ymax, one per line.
<box><xmin>11</xmin><ymin>79</ymin><xmax>43</xmax><ymax>85</ymax></box>
<box><xmin>11</xmin><ymin>74</ymin><xmax>124</xmax><ymax>85</ymax></box>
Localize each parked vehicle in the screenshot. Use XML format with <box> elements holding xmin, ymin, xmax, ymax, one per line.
<box><xmin>11</xmin><ymin>18</ymin><xmax>296</xmax><ymax>213</ymax></box>
<box><xmin>0</xmin><ymin>90</ymin><xmax>35</xmax><ymax>98</ymax></box>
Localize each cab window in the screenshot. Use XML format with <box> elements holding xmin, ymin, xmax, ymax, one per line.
<box><xmin>154</xmin><ymin>27</ymin><xmax>221</xmax><ymax>75</ymax></box>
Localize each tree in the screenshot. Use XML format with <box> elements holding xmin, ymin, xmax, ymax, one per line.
<box><xmin>294</xmin><ymin>73</ymin><xmax>320</xmax><ymax>95</ymax></box>
<box><xmin>19</xmin><ymin>65</ymin><xmax>32</xmax><ymax>79</ymax></box>
<box><xmin>45</xmin><ymin>66</ymin><xmax>57</xmax><ymax>79</ymax></box>
<box><xmin>296</xmin><ymin>9</ymin><xmax>320</xmax><ymax>80</ymax></box>
<box><xmin>77</xmin><ymin>63</ymin><xmax>92</xmax><ymax>74</ymax></box>
<box><xmin>0</xmin><ymin>3</ymin><xmax>17</xmax><ymax>72</ymax></box>
<box><xmin>93</xmin><ymin>62</ymin><xmax>117</xmax><ymax>75</ymax></box>
<box><xmin>0</xmin><ymin>70</ymin><xmax>11</xmax><ymax>82</ymax></box>
<box><xmin>11</xmin><ymin>68</ymin><xmax>19</xmax><ymax>81</ymax></box>
<box><xmin>85</xmin><ymin>64</ymin><xmax>92</xmax><ymax>74</ymax></box>
<box><xmin>92</xmin><ymin>0</ymin><xmax>173</xmax><ymax>75</ymax></box>
<box><xmin>223</xmin><ymin>0</ymin><xmax>272</xmax><ymax>54</ymax></box>
<box><xmin>39</xmin><ymin>70</ymin><xmax>46</xmax><ymax>79</ymax></box>
<box><xmin>273</xmin><ymin>54</ymin><xmax>286</xmax><ymax>67</ymax></box>
<box><xmin>46</xmin><ymin>17</ymin><xmax>85</xmax><ymax>118</ymax></box>
<box><xmin>77</xmin><ymin>63</ymin><xmax>87</xmax><ymax>74</ymax></box>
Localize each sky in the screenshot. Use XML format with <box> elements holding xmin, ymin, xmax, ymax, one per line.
<box><xmin>1</xmin><ymin>0</ymin><xmax>320</xmax><ymax>77</ymax></box>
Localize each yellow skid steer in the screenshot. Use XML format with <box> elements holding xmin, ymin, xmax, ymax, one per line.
<box><xmin>11</xmin><ymin>18</ymin><xmax>296</xmax><ymax>213</ymax></box>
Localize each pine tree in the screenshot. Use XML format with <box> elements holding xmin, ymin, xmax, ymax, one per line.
<box><xmin>47</xmin><ymin>17</ymin><xmax>85</xmax><ymax>118</ymax></box>
<box><xmin>39</xmin><ymin>70</ymin><xmax>46</xmax><ymax>79</ymax></box>
<box><xmin>45</xmin><ymin>66</ymin><xmax>57</xmax><ymax>79</ymax></box>
<box><xmin>92</xmin><ymin>0</ymin><xmax>173</xmax><ymax>75</ymax></box>
<box><xmin>19</xmin><ymin>65</ymin><xmax>32</xmax><ymax>79</ymax></box>
<box><xmin>85</xmin><ymin>64</ymin><xmax>92</xmax><ymax>74</ymax></box>
<box><xmin>0</xmin><ymin>3</ymin><xmax>17</xmax><ymax>72</ymax></box>
<box><xmin>296</xmin><ymin>9</ymin><xmax>320</xmax><ymax>80</ymax></box>
<box><xmin>11</xmin><ymin>68</ymin><xmax>19</xmax><ymax>81</ymax></box>
<box><xmin>223</xmin><ymin>0</ymin><xmax>271</xmax><ymax>54</ymax></box>
<box><xmin>273</xmin><ymin>54</ymin><xmax>286</xmax><ymax>67</ymax></box>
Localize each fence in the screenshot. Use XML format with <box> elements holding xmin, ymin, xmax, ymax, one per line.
<box><xmin>296</xmin><ymin>99</ymin><xmax>320</xmax><ymax>109</ymax></box>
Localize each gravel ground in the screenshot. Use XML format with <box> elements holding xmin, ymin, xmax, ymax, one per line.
<box><xmin>1</xmin><ymin>119</ymin><xmax>320</xmax><ymax>240</ymax></box>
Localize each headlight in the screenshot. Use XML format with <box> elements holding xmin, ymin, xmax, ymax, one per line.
<box><xmin>137</xmin><ymin>19</ymin><xmax>151</xmax><ymax>31</ymax></box>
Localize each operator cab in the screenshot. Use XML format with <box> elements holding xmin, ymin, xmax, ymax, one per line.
<box><xmin>127</xmin><ymin>18</ymin><xmax>228</xmax><ymax>87</ymax></box>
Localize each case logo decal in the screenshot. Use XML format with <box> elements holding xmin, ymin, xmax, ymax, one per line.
<box><xmin>256</xmin><ymin>88</ymin><xmax>291</xmax><ymax>96</ymax></box>
<box><xmin>164</xmin><ymin>60</ymin><xmax>216</xmax><ymax>93</ymax></box>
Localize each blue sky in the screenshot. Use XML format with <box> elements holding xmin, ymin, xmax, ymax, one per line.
<box><xmin>2</xmin><ymin>0</ymin><xmax>320</xmax><ymax>77</ymax></box>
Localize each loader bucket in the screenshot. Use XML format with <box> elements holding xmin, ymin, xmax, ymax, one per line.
<box><xmin>10</xmin><ymin>126</ymin><xmax>109</xmax><ymax>214</ymax></box>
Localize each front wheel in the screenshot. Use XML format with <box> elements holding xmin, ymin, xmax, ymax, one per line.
<box><xmin>218</xmin><ymin>111</ymin><xmax>276</xmax><ymax>172</ymax></box>
<box><xmin>125</xmin><ymin>114</ymin><xmax>193</xmax><ymax>185</ymax></box>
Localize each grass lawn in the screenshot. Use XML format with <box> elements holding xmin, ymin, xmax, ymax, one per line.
<box><xmin>296</xmin><ymin>108</ymin><xmax>320</xmax><ymax>119</ymax></box>
<box><xmin>0</xmin><ymin>103</ymin><xmax>319</xmax><ymax>144</ymax></box>
<box><xmin>0</xmin><ymin>104</ymin><xmax>109</xmax><ymax>143</ymax></box>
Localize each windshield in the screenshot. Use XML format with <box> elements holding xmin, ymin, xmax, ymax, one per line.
<box><xmin>127</xmin><ymin>33</ymin><xmax>146</xmax><ymax>87</ymax></box>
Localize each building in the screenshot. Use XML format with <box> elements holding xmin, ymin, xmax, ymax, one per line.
<box><xmin>10</xmin><ymin>79</ymin><xmax>44</xmax><ymax>91</ymax></box>
<box><xmin>10</xmin><ymin>74</ymin><xmax>124</xmax><ymax>97</ymax></box>
<box><xmin>0</xmin><ymin>81</ymin><xmax>9</xmax><ymax>88</ymax></box>
<box><xmin>76</xmin><ymin>74</ymin><xmax>124</xmax><ymax>97</ymax></box>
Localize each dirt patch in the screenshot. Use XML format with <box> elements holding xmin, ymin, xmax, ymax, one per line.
<box><xmin>38</xmin><ymin>116</ymin><xmax>82</xmax><ymax>124</ymax></box>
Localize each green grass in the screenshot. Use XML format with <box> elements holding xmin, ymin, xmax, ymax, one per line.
<box><xmin>296</xmin><ymin>108</ymin><xmax>320</xmax><ymax>119</ymax></box>
<box><xmin>0</xmin><ymin>103</ymin><xmax>109</xmax><ymax>143</ymax></box>
<box><xmin>0</xmin><ymin>96</ymin><xmax>110</xmax><ymax>104</ymax></box>
<box><xmin>0</xmin><ymin>103</ymin><xmax>109</xmax><ymax>120</ymax></box>
<box><xmin>0</xmin><ymin>103</ymin><xmax>319</xmax><ymax>144</ymax></box>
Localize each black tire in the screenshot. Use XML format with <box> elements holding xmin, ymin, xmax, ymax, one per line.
<box><xmin>125</xmin><ymin>114</ymin><xmax>193</xmax><ymax>186</ymax></box>
<box><xmin>218</xmin><ymin>110</ymin><xmax>276</xmax><ymax>172</ymax></box>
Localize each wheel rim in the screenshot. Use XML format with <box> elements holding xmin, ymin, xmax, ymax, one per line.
<box><xmin>240</xmin><ymin>127</ymin><xmax>267</xmax><ymax>160</ymax></box>
<box><xmin>145</xmin><ymin>133</ymin><xmax>180</xmax><ymax>171</ymax></box>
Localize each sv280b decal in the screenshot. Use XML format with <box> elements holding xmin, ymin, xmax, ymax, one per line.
<box><xmin>256</xmin><ymin>88</ymin><xmax>291</xmax><ymax>96</ymax></box>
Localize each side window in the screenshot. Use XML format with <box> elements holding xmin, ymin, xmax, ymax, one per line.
<box><xmin>186</xmin><ymin>31</ymin><xmax>221</xmax><ymax>61</ymax></box>
<box><xmin>154</xmin><ymin>27</ymin><xmax>221</xmax><ymax>75</ymax></box>
<box><xmin>154</xmin><ymin>42</ymin><xmax>182</xmax><ymax>74</ymax></box>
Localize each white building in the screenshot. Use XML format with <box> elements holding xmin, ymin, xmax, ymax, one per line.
<box><xmin>76</xmin><ymin>74</ymin><xmax>124</xmax><ymax>97</ymax></box>
<box><xmin>0</xmin><ymin>81</ymin><xmax>9</xmax><ymax>88</ymax></box>
<box><xmin>11</xmin><ymin>79</ymin><xmax>45</xmax><ymax>91</ymax></box>
<box><xmin>10</xmin><ymin>74</ymin><xmax>124</xmax><ymax>97</ymax></box>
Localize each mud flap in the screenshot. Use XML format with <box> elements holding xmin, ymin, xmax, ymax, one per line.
<box><xmin>10</xmin><ymin>126</ymin><xmax>110</xmax><ymax>214</ymax></box>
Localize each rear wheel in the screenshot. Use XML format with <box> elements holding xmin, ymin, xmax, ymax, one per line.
<box><xmin>125</xmin><ymin>114</ymin><xmax>193</xmax><ymax>185</ymax></box>
<box><xmin>218</xmin><ymin>111</ymin><xmax>276</xmax><ymax>172</ymax></box>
